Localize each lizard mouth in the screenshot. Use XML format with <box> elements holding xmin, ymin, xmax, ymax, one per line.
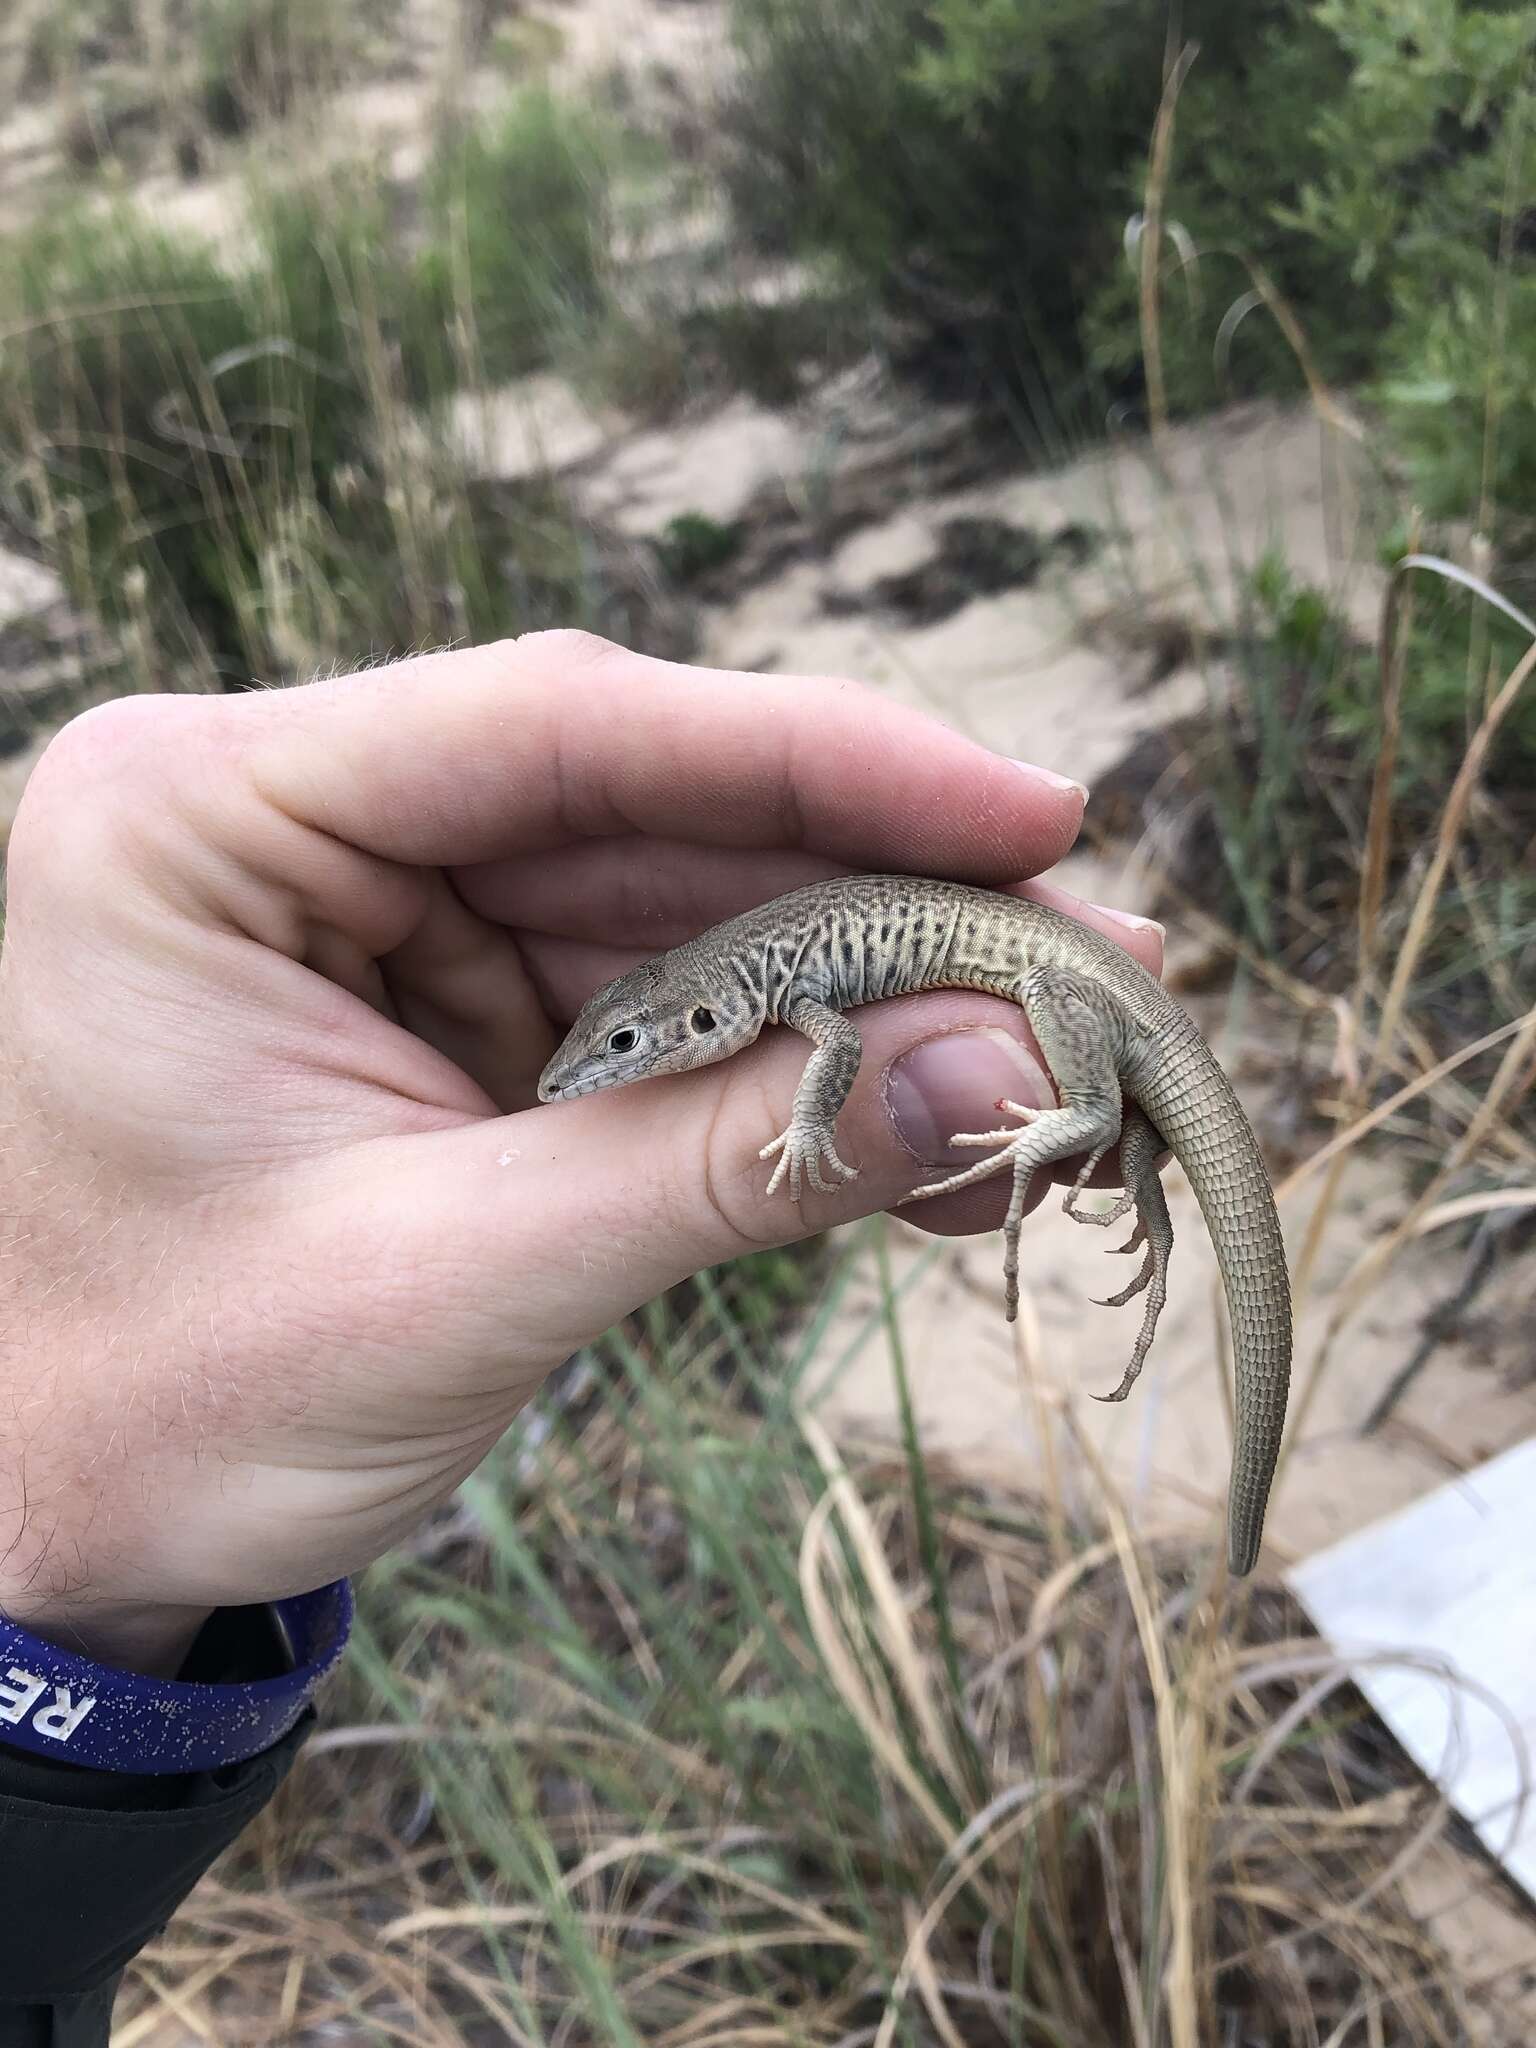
<box><xmin>537</xmin><ymin>1057</ymin><xmax>651</xmax><ymax>1102</ymax></box>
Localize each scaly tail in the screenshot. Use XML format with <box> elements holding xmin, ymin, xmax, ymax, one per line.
<box><xmin>1130</xmin><ymin>1025</ymin><xmax>1292</xmax><ymax>1575</ymax></box>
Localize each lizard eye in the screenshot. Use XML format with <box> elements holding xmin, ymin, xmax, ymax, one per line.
<box><xmin>689</xmin><ymin>1006</ymin><xmax>717</xmax><ymax>1035</ymax></box>
<box><xmin>607</xmin><ymin>1027</ymin><xmax>639</xmax><ymax>1054</ymax></box>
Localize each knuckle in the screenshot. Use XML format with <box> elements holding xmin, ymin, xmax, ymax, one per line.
<box><xmin>9</xmin><ymin>695</ymin><xmax>223</xmax><ymax>901</ymax></box>
<box><xmin>31</xmin><ymin>693</ymin><xmax>193</xmax><ymax>786</ymax></box>
<box><xmin>509</xmin><ymin>627</ymin><xmax>625</xmax><ymax>675</ymax></box>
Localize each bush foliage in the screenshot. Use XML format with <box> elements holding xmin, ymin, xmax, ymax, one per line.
<box><xmin>0</xmin><ymin>138</ymin><xmax>612</xmax><ymax>687</ymax></box>
<box><xmin>725</xmin><ymin>0</ymin><xmax>1536</xmax><ymax>514</ymax></box>
<box><xmin>723</xmin><ymin>0</ymin><xmax>1334</xmax><ymax>422</ymax></box>
<box><xmin>417</xmin><ymin>89</ymin><xmax>615</xmax><ymax>388</ymax></box>
<box><xmin>1293</xmin><ymin>0</ymin><xmax>1536</xmax><ymax>529</ymax></box>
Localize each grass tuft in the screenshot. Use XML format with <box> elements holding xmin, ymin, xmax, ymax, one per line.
<box><xmin>0</xmin><ymin>138</ymin><xmax>629</xmax><ymax>691</ymax></box>
<box><xmin>417</xmin><ymin>89</ymin><xmax>617</xmax><ymax>392</ymax></box>
<box><xmin>120</xmin><ymin>1243</ymin><xmax>1479</xmax><ymax>2044</ymax></box>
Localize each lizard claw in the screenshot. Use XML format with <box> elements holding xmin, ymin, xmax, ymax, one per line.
<box><xmin>1092</xmin><ymin>1306</ymin><xmax>1160</xmax><ymax>1399</ymax></box>
<box><xmin>925</xmin><ymin>1098</ymin><xmax>1049</xmax><ymax>1174</ymax></box>
<box><xmin>1092</xmin><ymin>1244</ymin><xmax>1156</xmax><ymax>1308</ymax></box>
<box><xmin>761</xmin><ymin>1123</ymin><xmax>858</xmax><ymax>1202</ymax></box>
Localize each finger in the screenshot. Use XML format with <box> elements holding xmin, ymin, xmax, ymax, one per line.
<box><xmin>456</xmin><ymin>839</ymin><xmax>843</xmax><ymax>945</ymax></box>
<box><xmin>1017</xmin><ymin>878</ymin><xmax>1164</xmax><ymax>978</ymax></box>
<box><xmin>511</xmin><ymin>931</ymin><xmax>648</xmax><ymax>1032</ymax></box>
<box><xmin>246</xmin><ymin>631</ymin><xmax>1087</xmax><ymax>875</ymax></box>
<box><xmin>306</xmin><ymin>992</ymin><xmax>1124</xmax><ymax>1370</ymax></box>
<box><xmin>457</xmin><ymin>841</ymin><xmax>1165</xmax><ymax>979</ymax></box>
<box><xmin>378</xmin><ymin>871</ymin><xmax>552</xmax><ymax>1110</ymax></box>
<box><xmin>874</xmin><ymin>993</ymin><xmax>1141</xmax><ymax>1212</ymax></box>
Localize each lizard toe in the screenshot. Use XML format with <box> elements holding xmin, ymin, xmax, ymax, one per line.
<box><xmin>1064</xmin><ymin>1185</ymin><xmax>1137</xmax><ymax>1229</ymax></box>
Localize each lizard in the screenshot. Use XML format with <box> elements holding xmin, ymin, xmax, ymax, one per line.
<box><xmin>537</xmin><ymin>874</ymin><xmax>1291</xmax><ymax>1576</ymax></box>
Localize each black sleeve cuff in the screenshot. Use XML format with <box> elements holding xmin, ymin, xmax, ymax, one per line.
<box><xmin>0</xmin><ymin>1605</ymin><xmax>315</xmax><ymax>2044</ymax></box>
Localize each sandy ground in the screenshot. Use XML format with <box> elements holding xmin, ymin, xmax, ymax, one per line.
<box><xmin>0</xmin><ymin>0</ymin><xmax>727</xmax><ymax>236</ymax></box>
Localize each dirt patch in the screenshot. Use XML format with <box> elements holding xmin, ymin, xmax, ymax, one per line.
<box><xmin>865</xmin><ymin>515</ymin><xmax>1057</xmax><ymax>625</ymax></box>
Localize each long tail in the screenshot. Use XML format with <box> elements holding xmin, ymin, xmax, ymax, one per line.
<box><xmin>1133</xmin><ymin>1030</ymin><xmax>1292</xmax><ymax>1574</ymax></box>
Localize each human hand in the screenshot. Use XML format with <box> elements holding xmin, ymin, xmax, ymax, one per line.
<box><xmin>0</xmin><ymin>633</ymin><xmax>1161</xmax><ymax>1675</ymax></box>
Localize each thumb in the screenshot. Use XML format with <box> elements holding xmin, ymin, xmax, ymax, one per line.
<box><xmin>346</xmin><ymin>991</ymin><xmax>1060</xmax><ymax>1362</ymax></box>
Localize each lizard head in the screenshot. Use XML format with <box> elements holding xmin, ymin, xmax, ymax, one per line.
<box><xmin>537</xmin><ymin>955</ymin><xmax>760</xmax><ymax>1103</ymax></box>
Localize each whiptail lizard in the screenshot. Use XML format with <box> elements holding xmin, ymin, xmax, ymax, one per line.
<box><xmin>538</xmin><ymin>875</ymin><xmax>1291</xmax><ymax>1575</ymax></box>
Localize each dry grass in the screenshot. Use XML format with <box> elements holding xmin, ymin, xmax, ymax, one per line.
<box><xmin>112</xmin><ymin>1247</ymin><xmax>1498</xmax><ymax>2046</ymax></box>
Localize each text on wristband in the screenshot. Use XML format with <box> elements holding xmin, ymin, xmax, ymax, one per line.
<box><xmin>0</xmin><ymin>1666</ymin><xmax>97</xmax><ymax>1741</ymax></box>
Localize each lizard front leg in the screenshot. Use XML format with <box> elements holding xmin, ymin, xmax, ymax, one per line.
<box><xmin>760</xmin><ymin>997</ymin><xmax>863</xmax><ymax>1200</ymax></box>
<box><xmin>903</xmin><ymin>967</ymin><xmax>1129</xmax><ymax>1324</ymax></box>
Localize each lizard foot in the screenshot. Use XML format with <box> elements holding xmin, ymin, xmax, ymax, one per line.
<box><xmin>760</xmin><ymin>1121</ymin><xmax>859</xmax><ymax>1201</ymax></box>
<box><xmin>1091</xmin><ymin>1234</ymin><xmax>1168</xmax><ymax>1402</ymax></box>
<box><xmin>1063</xmin><ymin>1181</ymin><xmax>1136</xmax><ymax>1228</ymax></box>
<box><xmin>1089</xmin><ymin>1110</ymin><xmax>1173</xmax><ymax>1402</ymax></box>
<box><xmin>908</xmin><ymin>1099</ymin><xmax>1051</xmax><ymax>1189</ymax></box>
<box><xmin>903</xmin><ymin>1097</ymin><xmax>1122</xmax><ymax>1325</ymax></box>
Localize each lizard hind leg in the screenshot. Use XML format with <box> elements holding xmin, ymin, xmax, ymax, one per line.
<box><xmin>902</xmin><ymin>969</ymin><xmax>1130</xmax><ymax>1324</ymax></box>
<box><xmin>1089</xmin><ymin>1104</ymin><xmax>1174</xmax><ymax>1402</ymax></box>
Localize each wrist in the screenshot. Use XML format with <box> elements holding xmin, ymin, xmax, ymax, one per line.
<box><xmin>0</xmin><ymin>1594</ymin><xmax>215</xmax><ymax>1681</ymax></box>
<box><xmin>0</xmin><ymin>1581</ymin><xmax>352</xmax><ymax>1773</ymax></box>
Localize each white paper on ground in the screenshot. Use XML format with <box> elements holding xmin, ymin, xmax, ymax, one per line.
<box><xmin>1286</xmin><ymin>1436</ymin><xmax>1536</xmax><ymax>1903</ymax></box>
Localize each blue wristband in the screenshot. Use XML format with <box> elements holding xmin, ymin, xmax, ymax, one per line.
<box><xmin>0</xmin><ymin>1581</ymin><xmax>352</xmax><ymax>1775</ymax></box>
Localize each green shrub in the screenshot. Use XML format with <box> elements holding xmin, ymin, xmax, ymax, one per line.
<box><xmin>653</xmin><ymin>510</ymin><xmax>742</xmax><ymax>585</ymax></box>
<box><xmin>1165</xmin><ymin>552</ymin><xmax>1536</xmax><ymax>1025</ymax></box>
<box><xmin>676</xmin><ymin>292</ymin><xmax>867</xmax><ymax>407</ymax></box>
<box><xmin>1082</xmin><ymin>9</ymin><xmax>1382</xmax><ymax>413</ymax></box>
<box><xmin>59</xmin><ymin>72</ymin><xmax>165</xmax><ymax>172</ymax></box>
<box><xmin>20</xmin><ymin>0</ymin><xmax>142</xmax><ymax>92</ymax></box>
<box><xmin>0</xmin><ymin>210</ymin><xmax>266</xmax><ymax>680</ymax></box>
<box><xmin>418</xmin><ymin>90</ymin><xmax>614</xmax><ymax>388</ymax></box>
<box><xmin>23</xmin><ymin>0</ymin><xmax>393</xmax><ymax>139</ymax></box>
<box><xmin>723</xmin><ymin>0</ymin><xmax>1536</xmax><ymax>470</ymax></box>
<box><xmin>1093</xmin><ymin>1</ymin><xmax>1536</xmax><ymax>514</ymax></box>
<box><xmin>0</xmin><ymin>170</ymin><xmax>604</xmax><ymax>687</ymax></box>
<box><xmin>722</xmin><ymin>0</ymin><xmax>1327</xmax><ymax>425</ymax></box>
<box><xmin>1287</xmin><ymin>0</ymin><xmax>1536</xmax><ymax>530</ymax></box>
<box><xmin>0</xmin><ymin>182</ymin><xmax>434</xmax><ymax>681</ymax></box>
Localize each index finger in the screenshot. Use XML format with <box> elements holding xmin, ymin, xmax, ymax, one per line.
<box><xmin>246</xmin><ymin>631</ymin><xmax>1087</xmax><ymax>877</ymax></box>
